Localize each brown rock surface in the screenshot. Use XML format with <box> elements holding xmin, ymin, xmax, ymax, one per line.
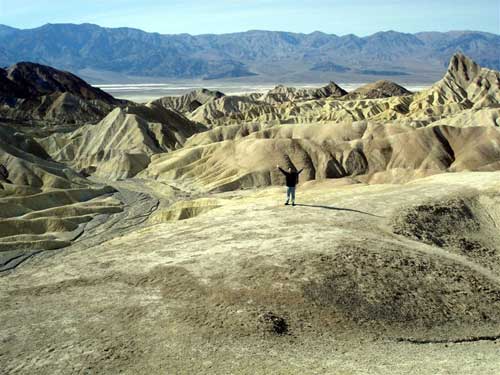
<box><xmin>0</xmin><ymin>62</ymin><xmax>124</xmax><ymax>124</ymax></box>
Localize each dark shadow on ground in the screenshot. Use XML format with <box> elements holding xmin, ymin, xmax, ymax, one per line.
<box><xmin>294</xmin><ymin>203</ymin><xmax>385</xmax><ymax>218</ymax></box>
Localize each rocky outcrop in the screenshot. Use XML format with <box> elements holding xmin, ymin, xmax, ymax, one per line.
<box><xmin>0</xmin><ymin>62</ymin><xmax>124</xmax><ymax>124</ymax></box>
<box><xmin>39</xmin><ymin>105</ymin><xmax>205</xmax><ymax>180</ymax></box>
<box><xmin>410</xmin><ymin>52</ymin><xmax>500</xmax><ymax>118</ymax></box>
<box><xmin>187</xmin><ymin>54</ymin><xmax>499</xmax><ymax>128</ymax></box>
<box><xmin>189</xmin><ymin>95</ymin><xmax>280</xmax><ymax>127</ymax></box>
<box><xmin>260</xmin><ymin>81</ymin><xmax>347</xmax><ymax>104</ymax></box>
<box><xmin>343</xmin><ymin>80</ymin><xmax>412</xmax><ymax>100</ymax></box>
<box><xmin>2</xmin><ymin>62</ymin><xmax>117</xmax><ymax>102</ymax></box>
<box><xmin>143</xmin><ymin>121</ymin><xmax>500</xmax><ymax>192</ymax></box>
<box><xmin>151</xmin><ymin>88</ymin><xmax>225</xmax><ymax>114</ymax></box>
<box><xmin>314</xmin><ymin>81</ymin><xmax>349</xmax><ymax>98</ymax></box>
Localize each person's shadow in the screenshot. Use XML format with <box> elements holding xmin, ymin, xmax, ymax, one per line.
<box><xmin>294</xmin><ymin>203</ymin><xmax>384</xmax><ymax>218</ymax></box>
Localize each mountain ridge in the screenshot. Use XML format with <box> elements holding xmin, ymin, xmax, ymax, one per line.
<box><xmin>0</xmin><ymin>23</ymin><xmax>498</xmax><ymax>82</ymax></box>
<box><xmin>4</xmin><ymin>23</ymin><xmax>499</xmax><ymax>38</ymax></box>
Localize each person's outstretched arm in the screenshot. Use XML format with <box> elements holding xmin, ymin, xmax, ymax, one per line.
<box><xmin>298</xmin><ymin>168</ymin><xmax>304</xmax><ymax>174</ymax></box>
<box><xmin>277</xmin><ymin>165</ymin><xmax>286</xmax><ymax>175</ymax></box>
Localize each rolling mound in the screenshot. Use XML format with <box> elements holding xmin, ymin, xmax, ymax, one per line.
<box><xmin>188</xmin><ymin>95</ymin><xmax>280</xmax><ymax>127</ymax></box>
<box><xmin>0</xmin><ymin>125</ymin><xmax>123</xmax><ymax>270</ymax></box>
<box><xmin>392</xmin><ymin>193</ymin><xmax>500</xmax><ymax>272</ymax></box>
<box><xmin>184</xmin><ymin>122</ymin><xmax>274</xmax><ymax>147</ymax></box>
<box><xmin>0</xmin><ymin>185</ymin><xmax>120</xmax><ymax>258</ymax></box>
<box><xmin>38</xmin><ymin>105</ymin><xmax>205</xmax><ymax>180</ymax></box>
<box><xmin>0</xmin><ymin>125</ymin><xmax>89</xmax><ymax>189</ymax></box>
<box><xmin>427</xmin><ymin>107</ymin><xmax>500</xmax><ymax>128</ymax></box>
<box><xmin>144</xmin><ymin>121</ymin><xmax>500</xmax><ymax>191</ymax></box>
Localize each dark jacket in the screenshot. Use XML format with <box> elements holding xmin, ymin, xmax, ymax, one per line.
<box><xmin>278</xmin><ymin>167</ymin><xmax>303</xmax><ymax>187</ymax></box>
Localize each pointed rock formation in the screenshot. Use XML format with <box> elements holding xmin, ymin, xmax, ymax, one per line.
<box><xmin>343</xmin><ymin>80</ymin><xmax>412</xmax><ymax>100</ymax></box>
<box><xmin>409</xmin><ymin>52</ymin><xmax>500</xmax><ymax>117</ymax></box>
<box><xmin>314</xmin><ymin>81</ymin><xmax>349</xmax><ymax>98</ymax></box>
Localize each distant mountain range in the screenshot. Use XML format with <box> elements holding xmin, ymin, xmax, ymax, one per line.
<box><xmin>0</xmin><ymin>23</ymin><xmax>499</xmax><ymax>83</ymax></box>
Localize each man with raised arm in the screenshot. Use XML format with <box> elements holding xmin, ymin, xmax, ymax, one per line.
<box><xmin>277</xmin><ymin>165</ymin><xmax>303</xmax><ymax>206</ymax></box>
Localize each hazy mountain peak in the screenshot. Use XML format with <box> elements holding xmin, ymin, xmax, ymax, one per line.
<box><xmin>0</xmin><ymin>24</ymin><xmax>17</xmax><ymax>31</ymax></box>
<box><xmin>0</xmin><ymin>23</ymin><xmax>498</xmax><ymax>81</ymax></box>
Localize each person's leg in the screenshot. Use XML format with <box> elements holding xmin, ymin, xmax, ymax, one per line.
<box><xmin>285</xmin><ymin>187</ymin><xmax>291</xmax><ymax>205</ymax></box>
<box><xmin>291</xmin><ymin>187</ymin><xmax>296</xmax><ymax>205</ymax></box>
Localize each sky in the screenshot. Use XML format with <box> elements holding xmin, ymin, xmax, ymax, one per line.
<box><xmin>0</xmin><ymin>0</ymin><xmax>499</xmax><ymax>36</ymax></box>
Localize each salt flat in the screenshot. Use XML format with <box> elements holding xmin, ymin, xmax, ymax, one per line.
<box><xmin>96</xmin><ymin>82</ymin><xmax>431</xmax><ymax>103</ymax></box>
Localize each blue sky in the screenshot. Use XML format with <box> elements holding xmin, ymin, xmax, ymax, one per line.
<box><xmin>1</xmin><ymin>0</ymin><xmax>499</xmax><ymax>35</ymax></box>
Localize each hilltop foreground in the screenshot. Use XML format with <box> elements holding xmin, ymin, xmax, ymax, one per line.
<box><xmin>0</xmin><ymin>53</ymin><xmax>500</xmax><ymax>374</ymax></box>
<box><xmin>2</xmin><ymin>172</ymin><xmax>500</xmax><ymax>373</ymax></box>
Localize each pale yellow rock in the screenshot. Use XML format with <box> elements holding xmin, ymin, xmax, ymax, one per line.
<box><xmin>1</xmin><ymin>171</ymin><xmax>500</xmax><ymax>374</ymax></box>
<box><xmin>39</xmin><ymin>105</ymin><xmax>202</xmax><ymax>179</ymax></box>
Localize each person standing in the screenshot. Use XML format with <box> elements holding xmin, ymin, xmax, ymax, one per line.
<box><xmin>277</xmin><ymin>165</ymin><xmax>303</xmax><ymax>206</ymax></box>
